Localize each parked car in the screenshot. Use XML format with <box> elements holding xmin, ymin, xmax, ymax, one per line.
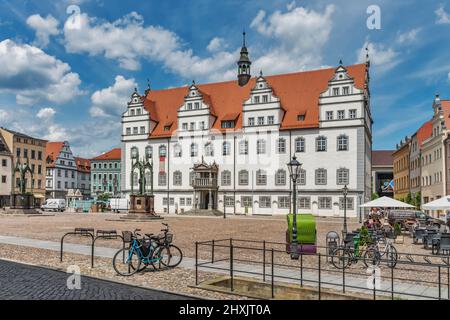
<box><xmin>388</xmin><ymin>210</ymin><xmax>444</xmax><ymax>229</ymax></box>
<box><xmin>41</xmin><ymin>199</ymin><xmax>66</xmax><ymax>212</ymax></box>
<box><xmin>110</xmin><ymin>198</ymin><xmax>130</xmax><ymax>213</ymax></box>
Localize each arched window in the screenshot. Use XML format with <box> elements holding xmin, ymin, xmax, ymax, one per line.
<box><xmin>239</xmin><ymin>140</ymin><xmax>248</xmax><ymax>155</ymax></box>
<box><xmin>222</xmin><ymin>141</ymin><xmax>231</xmax><ymax>156</ymax></box>
<box><xmin>190</xmin><ymin>143</ymin><xmax>198</xmax><ymax>157</ymax></box>
<box><xmin>159</xmin><ymin>145</ymin><xmax>167</xmax><ymax>157</ymax></box>
<box><xmin>275</xmin><ymin>169</ymin><xmax>286</xmax><ymax>185</ymax></box>
<box><xmin>158</xmin><ymin>172</ymin><xmax>167</xmax><ymax>186</ymax></box>
<box><xmin>256</xmin><ymin>169</ymin><xmax>267</xmax><ymax>185</ymax></box>
<box><xmin>337</xmin><ymin>135</ymin><xmax>349</xmax><ymax>151</ymax></box>
<box><xmin>238</xmin><ymin>170</ymin><xmax>249</xmax><ymax>185</ymax></box>
<box><xmin>337</xmin><ymin>168</ymin><xmax>349</xmax><ymax>185</ymax></box>
<box><xmin>145</xmin><ymin>145</ymin><xmax>153</xmax><ymax>159</ymax></box>
<box><xmin>205</xmin><ymin>142</ymin><xmax>214</xmax><ymax>156</ymax></box>
<box><xmin>277</xmin><ymin>138</ymin><xmax>286</xmax><ymax>154</ymax></box>
<box><xmin>173</xmin><ymin>171</ymin><xmax>182</xmax><ymax>186</ymax></box>
<box><xmin>221</xmin><ymin>170</ymin><xmax>231</xmax><ymax>186</ymax></box>
<box><xmin>257</xmin><ymin>139</ymin><xmax>266</xmax><ymax>155</ymax></box>
<box><xmin>174</xmin><ymin>144</ymin><xmax>182</xmax><ymax>157</ymax></box>
<box><xmin>316</xmin><ymin>136</ymin><xmax>327</xmax><ymax>152</ymax></box>
<box><xmin>295</xmin><ymin>137</ymin><xmax>305</xmax><ymax>153</ymax></box>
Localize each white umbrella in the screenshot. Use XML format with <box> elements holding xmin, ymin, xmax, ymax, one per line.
<box><xmin>359</xmin><ymin>196</ymin><xmax>415</xmax><ymax>208</ymax></box>
<box><xmin>423</xmin><ymin>196</ymin><xmax>450</xmax><ymax>210</ymax></box>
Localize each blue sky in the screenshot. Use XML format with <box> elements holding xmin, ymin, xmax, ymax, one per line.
<box><xmin>0</xmin><ymin>0</ymin><xmax>449</xmax><ymax>157</ymax></box>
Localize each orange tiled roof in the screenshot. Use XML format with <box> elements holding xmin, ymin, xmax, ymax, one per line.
<box><xmin>74</xmin><ymin>157</ymin><xmax>91</xmax><ymax>173</ymax></box>
<box><xmin>143</xmin><ymin>64</ymin><xmax>367</xmax><ymax>138</ymax></box>
<box><xmin>416</xmin><ymin>120</ymin><xmax>433</xmax><ymax>146</ymax></box>
<box><xmin>91</xmin><ymin>148</ymin><xmax>121</xmax><ymax>161</ymax></box>
<box><xmin>45</xmin><ymin>142</ymin><xmax>64</xmax><ymax>168</ymax></box>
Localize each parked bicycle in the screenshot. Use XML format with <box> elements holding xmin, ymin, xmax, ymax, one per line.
<box><xmin>363</xmin><ymin>235</ymin><xmax>398</xmax><ymax>268</ymax></box>
<box><xmin>112</xmin><ymin>223</ymin><xmax>183</xmax><ymax>276</ymax></box>
<box><xmin>331</xmin><ymin>233</ymin><xmax>378</xmax><ymax>269</ymax></box>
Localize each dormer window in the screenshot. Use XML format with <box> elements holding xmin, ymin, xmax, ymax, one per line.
<box><xmin>164</xmin><ymin>125</ymin><xmax>171</xmax><ymax>131</ymax></box>
<box><xmin>297</xmin><ymin>114</ymin><xmax>305</xmax><ymax>121</ymax></box>
<box><xmin>221</xmin><ymin>121</ymin><xmax>235</xmax><ymax>129</ymax></box>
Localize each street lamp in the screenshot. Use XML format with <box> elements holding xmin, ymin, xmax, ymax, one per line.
<box><xmin>287</xmin><ymin>155</ymin><xmax>302</xmax><ymax>260</ymax></box>
<box><xmin>343</xmin><ymin>185</ymin><xmax>348</xmax><ymax>237</ymax></box>
<box><xmin>223</xmin><ymin>191</ymin><xmax>226</xmax><ymax>219</ymax></box>
<box><xmin>359</xmin><ymin>194</ymin><xmax>362</xmax><ymax>223</ymax></box>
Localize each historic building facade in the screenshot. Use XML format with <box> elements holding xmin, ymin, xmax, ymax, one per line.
<box><xmin>45</xmin><ymin>141</ymin><xmax>78</xmax><ymax>199</ymax></box>
<box><xmin>0</xmin><ymin>128</ymin><xmax>47</xmax><ymax>206</ymax></box>
<box><xmin>75</xmin><ymin>157</ymin><xmax>91</xmax><ymax>198</ymax></box>
<box><xmin>91</xmin><ymin>148</ymin><xmax>121</xmax><ymax>197</ymax></box>
<box><xmin>120</xmin><ymin>39</ymin><xmax>373</xmax><ymax>216</ymax></box>
<box><xmin>0</xmin><ymin>132</ymin><xmax>12</xmax><ymax>207</ymax></box>
<box><xmin>371</xmin><ymin>150</ymin><xmax>394</xmax><ymax>198</ymax></box>
<box><xmin>393</xmin><ymin>138</ymin><xmax>411</xmax><ymax>200</ymax></box>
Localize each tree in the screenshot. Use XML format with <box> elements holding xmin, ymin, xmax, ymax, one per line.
<box><xmin>405</xmin><ymin>192</ymin><xmax>413</xmax><ymax>205</ymax></box>
<box><xmin>414</xmin><ymin>192</ymin><xmax>421</xmax><ymax>208</ymax></box>
<box><xmin>371</xmin><ymin>192</ymin><xmax>379</xmax><ymax>200</ymax></box>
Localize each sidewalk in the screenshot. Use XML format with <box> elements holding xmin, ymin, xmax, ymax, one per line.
<box><xmin>0</xmin><ymin>234</ymin><xmax>443</xmax><ymax>300</ymax></box>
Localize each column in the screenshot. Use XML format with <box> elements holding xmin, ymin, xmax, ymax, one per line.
<box><xmin>208</xmin><ymin>189</ymin><xmax>213</xmax><ymax>210</ymax></box>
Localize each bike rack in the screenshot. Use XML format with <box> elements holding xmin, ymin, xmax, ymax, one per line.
<box><xmin>92</xmin><ymin>230</ymin><xmax>124</xmax><ymax>268</ymax></box>
<box><xmin>60</xmin><ymin>228</ymin><xmax>95</xmax><ymax>267</ymax></box>
<box><xmin>406</xmin><ymin>254</ymin><xmax>415</xmax><ymax>263</ymax></box>
<box><xmin>423</xmin><ymin>256</ymin><xmax>432</xmax><ymax>264</ymax></box>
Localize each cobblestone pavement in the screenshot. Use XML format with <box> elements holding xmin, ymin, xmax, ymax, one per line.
<box><xmin>0</xmin><ymin>259</ymin><xmax>193</xmax><ymax>300</ymax></box>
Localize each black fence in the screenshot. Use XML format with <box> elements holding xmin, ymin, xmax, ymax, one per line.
<box><xmin>195</xmin><ymin>238</ymin><xmax>450</xmax><ymax>300</ymax></box>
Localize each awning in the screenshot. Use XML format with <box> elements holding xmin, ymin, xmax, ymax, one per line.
<box><xmin>423</xmin><ymin>197</ymin><xmax>450</xmax><ymax>210</ymax></box>
<box><xmin>359</xmin><ymin>196</ymin><xmax>414</xmax><ymax>208</ymax></box>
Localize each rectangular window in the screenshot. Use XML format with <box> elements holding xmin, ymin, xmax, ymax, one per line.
<box><xmin>186</xmin><ymin>198</ymin><xmax>192</xmax><ymax>206</ymax></box>
<box><xmin>16</xmin><ymin>148</ymin><xmax>20</xmax><ymax>157</ymax></box>
<box><xmin>343</xmin><ymin>86</ymin><xmax>349</xmax><ymax>95</ymax></box>
<box><xmin>200</xmin><ymin>121</ymin><xmax>205</xmax><ymax>130</ymax></box>
<box><xmin>194</xmin><ymin>102</ymin><xmax>200</xmax><ymax>109</ymax></box>
<box><xmin>225</xmin><ymin>196</ymin><xmax>234</xmax><ymax>207</ymax></box>
<box><xmin>187</xmin><ymin>103</ymin><xmax>192</xmax><ymax>110</ymax></box>
<box><xmin>259</xmin><ymin>196</ymin><xmax>271</xmax><ymax>208</ymax></box>
<box><xmin>256</xmin><ymin>171</ymin><xmax>267</xmax><ymax>185</ymax></box>
<box><xmin>262</xmin><ymin>95</ymin><xmax>268</xmax><ymax>103</ymax></box>
<box><xmin>169</xmin><ymin>198</ymin><xmax>175</xmax><ymax>206</ymax></box>
<box><xmin>278</xmin><ymin>196</ymin><xmax>290</xmax><ymax>209</ymax></box>
<box><xmin>337</xmin><ymin>110</ymin><xmax>345</xmax><ymax>120</ymax></box>
<box><xmin>268</xmin><ymin>116</ymin><xmax>274</xmax><ymax>125</ymax></box>
<box><xmin>180</xmin><ymin>198</ymin><xmax>185</xmax><ymax>206</ymax></box>
<box><xmin>31</xmin><ymin>150</ymin><xmax>35</xmax><ymax>159</ymax></box>
<box><xmin>297</xmin><ymin>114</ymin><xmax>305</xmax><ymax>121</ymax></box>
<box><xmin>315</xmin><ymin>169</ymin><xmax>327</xmax><ymax>185</ymax></box>
<box><xmin>318</xmin><ymin>197</ymin><xmax>332</xmax><ymax>209</ymax></box>
<box><xmin>23</xmin><ymin>149</ymin><xmax>28</xmax><ymax>159</ymax></box>
<box><xmin>221</xmin><ymin>121</ymin><xmax>235</xmax><ymax>128</ymax></box>
<box><xmin>163</xmin><ymin>198</ymin><xmax>168</xmax><ymax>206</ymax></box>
<box><xmin>333</xmin><ymin>88</ymin><xmax>339</xmax><ymax>96</ymax></box>
<box><xmin>277</xmin><ymin>139</ymin><xmax>286</xmax><ymax>153</ymax></box>
<box><xmin>126</xmin><ymin>128</ymin><xmax>131</xmax><ymax>135</ymax></box>
<box><xmin>337</xmin><ymin>169</ymin><xmax>349</xmax><ymax>185</ymax></box>
<box><xmin>133</xmin><ymin>127</ymin><xmax>138</xmax><ymax>134</ymax></box>
<box><xmin>297</xmin><ymin>170</ymin><xmax>306</xmax><ymax>185</ymax></box>
<box><xmin>339</xmin><ymin>197</ymin><xmax>354</xmax><ymax>210</ymax></box>
<box><xmin>182</xmin><ymin>123</ymin><xmax>188</xmax><ymax>130</ymax></box>
<box><xmin>257</xmin><ymin>117</ymin><xmax>264</xmax><ymax>126</ymax></box>
<box><xmin>1</xmin><ymin>176</ymin><xmax>6</xmax><ymax>183</ymax></box>
<box><xmin>326</xmin><ymin>111</ymin><xmax>333</xmax><ymax>120</ymax></box>
<box><xmin>298</xmin><ymin>197</ymin><xmax>311</xmax><ymax>209</ymax></box>
<box><xmin>239</xmin><ymin>141</ymin><xmax>248</xmax><ymax>155</ymax></box>
<box><xmin>190</xmin><ymin>122</ymin><xmax>195</xmax><ymax>131</ymax></box>
<box><xmin>349</xmin><ymin>109</ymin><xmax>357</xmax><ymax>119</ymax></box>
<box><xmin>248</xmin><ymin>118</ymin><xmax>255</xmax><ymax>126</ymax></box>
<box><xmin>241</xmin><ymin>196</ymin><xmax>252</xmax><ymax>208</ymax></box>
<box><xmin>140</xmin><ymin>126</ymin><xmax>145</xmax><ymax>134</ymax></box>
<box><xmin>1</xmin><ymin>159</ymin><xmax>6</xmax><ymax>167</ymax></box>
<box><xmin>254</xmin><ymin>96</ymin><xmax>260</xmax><ymax>104</ymax></box>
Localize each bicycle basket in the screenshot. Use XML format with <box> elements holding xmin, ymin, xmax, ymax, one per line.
<box><xmin>122</xmin><ymin>231</ymin><xmax>132</xmax><ymax>243</ymax></box>
<box><xmin>165</xmin><ymin>233</ymin><xmax>173</xmax><ymax>244</ymax></box>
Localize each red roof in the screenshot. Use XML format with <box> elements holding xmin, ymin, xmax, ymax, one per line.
<box><xmin>45</xmin><ymin>142</ymin><xmax>65</xmax><ymax>168</ymax></box>
<box><xmin>91</xmin><ymin>148</ymin><xmax>121</xmax><ymax>161</ymax></box>
<box><xmin>372</xmin><ymin>150</ymin><xmax>394</xmax><ymax>167</ymax></box>
<box><xmin>416</xmin><ymin>120</ymin><xmax>433</xmax><ymax>145</ymax></box>
<box><xmin>74</xmin><ymin>157</ymin><xmax>91</xmax><ymax>173</ymax></box>
<box><xmin>143</xmin><ymin>64</ymin><xmax>367</xmax><ymax>138</ymax></box>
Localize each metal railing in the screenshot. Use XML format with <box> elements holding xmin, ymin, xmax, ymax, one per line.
<box><xmin>193</xmin><ymin>178</ymin><xmax>217</xmax><ymax>188</ymax></box>
<box><xmin>194</xmin><ymin>238</ymin><xmax>450</xmax><ymax>300</ymax></box>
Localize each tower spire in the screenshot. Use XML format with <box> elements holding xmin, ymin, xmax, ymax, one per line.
<box><xmin>237</xmin><ymin>30</ymin><xmax>251</xmax><ymax>86</ymax></box>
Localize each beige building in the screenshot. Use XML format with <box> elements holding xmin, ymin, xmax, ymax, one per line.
<box><xmin>0</xmin><ymin>128</ymin><xmax>48</xmax><ymax>206</ymax></box>
<box><xmin>420</xmin><ymin>96</ymin><xmax>450</xmax><ymax>218</ymax></box>
<box><xmin>393</xmin><ymin>138</ymin><xmax>411</xmax><ymax>201</ymax></box>
<box><xmin>0</xmin><ymin>132</ymin><xmax>13</xmax><ymax>207</ymax></box>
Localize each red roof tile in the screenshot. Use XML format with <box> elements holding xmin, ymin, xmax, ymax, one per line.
<box><xmin>416</xmin><ymin>120</ymin><xmax>433</xmax><ymax>146</ymax></box>
<box><xmin>74</xmin><ymin>157</ymin><xmax>91</xmax><ymax>173</ymax></box>
<box><xmin>91</xmin><ymin>148</ymin><xmax>121</xmax><ymax>161</ymax></box>
<box><xmin>45</xmin><ymin>142</ymin><xmax>64</xmax><ymax>168</ymax></box>
<box><xmin>143</xmin><ymin>64</ymin><xmax>367</xmax><ymax>138</ymax></box>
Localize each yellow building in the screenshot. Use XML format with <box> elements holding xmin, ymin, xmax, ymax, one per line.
<box><xmin>0</xmin><ymin>128</ymin><xmax>48</xmax><ymax>206</ymax></box>
<box><xmin>392</xmin><ymin>138</ymin><xmax>411</xmax><ymax>201</ymax></box>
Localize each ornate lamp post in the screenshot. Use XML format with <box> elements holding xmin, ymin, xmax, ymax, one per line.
<box><xmin>343</xmin><ymin>184</ymin><xmax>348</xmax><ymax>237</ymax></box>
<box><xmin>359</xmin><ymin>194</ymin><xmax>362</xmax><ymax>223</ymax></box>
<box><xmin>287</xmin><ymin>155</ymin><xmax>302</xmax><ymax>260</ymax></box>
<box><xmin>223</xmin><ymin>191</ymin><xmax>226</xmax><ymax>219</ymax></box>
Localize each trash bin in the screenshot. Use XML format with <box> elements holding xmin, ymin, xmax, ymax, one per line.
<box><xmin>353</xmin><ymin>234</ymin><xmax>361</xmax><ymax>257</ymax></box>
<box><xmin>326</xmin><ymin>231</ymin><xmax>340</xmax><ymax>261</ymax></box>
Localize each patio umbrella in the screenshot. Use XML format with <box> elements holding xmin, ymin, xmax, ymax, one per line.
<box><xmin>423</xmin><ymin>197</ymin><xmax>450</xmax><ymax>227</ymax></box>
<box><xmin>359</xmin><ymin>196</ymin><xmax>415</xmax><ymax>208</ymax></box>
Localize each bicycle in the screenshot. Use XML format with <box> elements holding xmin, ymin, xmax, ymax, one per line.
<box><xmin>363</xmin><ymin>235</ymin><xmax>398</xmax><ymax>268</ymax></box>
<box><xmin>112</xmin><ymin>229</ymin><xmax>163</xmax><ymax>276</ymax></box>
<box><xmin>331</xmin><ymin>233</ymin><xmax>376</xmax><ymax>269</ymax></box>
<box><xmin>153</xmin><ymin>223</ymin><xmax>183</xmax><ymax>268</ymax></box>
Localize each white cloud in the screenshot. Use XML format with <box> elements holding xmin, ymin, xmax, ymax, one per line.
<box><xmin>26</xmin><ymin>14</ymin><xmax>59</xmax><ymax>48</ymax></box>
<box><xmin>90</xmin><ymin>75</ymin><xmax>137</xmax><ymax>117</ymax></box>
<box><xmin>397</xmin><ymin>28</ymin><xmax>420</xmax><ymax>44</ymax></box>
<box><xmin>0</xmin><ymin>39</ymin><xmax>83</xmax><ymax>105</ymax></box>
<box><xmin>207</xmin><ymin>37</ymin><xmax>227</xmax><ymax>53</ymax></box>
<box><xmin>357</xmin><ymin>41</ymin><xmax>399</xmax><ymax>73</ymax></box>
<box><xmin>250</xmin><ymin>5</ymin><xmax>335</xmax><ymax>75</ymax></box>
<box><xmin>436</xmin><ymin>6</ymin><xmax>450</xmax><ymax>24</ymax></box>
<box><xmin>448</xmin><ymin>72</ymin><xmax>450</xmax><ymax>81</ymax></box>
<box><xmin>36</xmin><ymin>107</ymin><xmax>56</xmax><ymax>120</ymax></box>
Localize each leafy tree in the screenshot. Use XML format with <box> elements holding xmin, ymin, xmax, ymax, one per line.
<box><xmin>405</xmin><ymin>192</ymin><xmax>413</xmax><ymax>205</ymax></box>
<box><xmin>371</xmin><ymin>192</ymin><xmax>379</xmax><ymax>200</ymax></box>
<box><xmin>414</xmin><ymin>192</ymin><xmax>421</xmax><ymax>208</ymax></box>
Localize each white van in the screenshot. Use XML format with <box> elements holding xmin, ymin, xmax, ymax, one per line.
<box><xmin>110</xmin><ymin>198</ymin><xmax>130</xmax><ymax>213</ymax></box>
<box><xmin>41</xmin><ymin>199</ymin><xmax>66</xmax><ymax>212</ymax></box>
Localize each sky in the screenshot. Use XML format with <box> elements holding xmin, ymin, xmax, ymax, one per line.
<box><xmin>0</xmin><ymin>0</ymin><xmax>449</xmax><ymax>157</ymax></box>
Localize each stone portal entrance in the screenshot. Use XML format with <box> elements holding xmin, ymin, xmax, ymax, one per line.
<box><xmin>192</xmin><ymin>157</ymin><xmax>218</xmax><ymax>211</ymax></box>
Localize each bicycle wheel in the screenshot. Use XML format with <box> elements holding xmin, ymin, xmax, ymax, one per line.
<box><xmin>155</xmin><ymin>244</ymin><xmax>183</xmax><ymax>268</ymax></box>
<box><xmin>363</xmin><ymin>248</ymin><xmax>381</xmax><ymax>268</ymax></box>
<box><xmin>386</xmin><ymin>245</ymin><xmax>398</xmax><ymax>268</ymax></box>
<box><xmin>113</xmin><ymin>248</ymin><xmax>141</xmax><ymax>276</ymax></box>
<box><xmin>331</xmin><ymin>247</ymin><xmax>350</xmax><ymax>269</ymax></box>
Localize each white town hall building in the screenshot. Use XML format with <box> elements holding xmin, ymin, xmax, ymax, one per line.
<box><xmin>121</xmin><ymin>37</ymin><xmax>373</xmax><ymax>217</ymax></box>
